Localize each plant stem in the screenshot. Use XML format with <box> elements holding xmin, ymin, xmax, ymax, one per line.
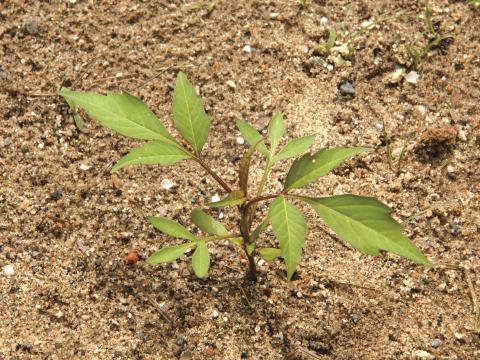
<box><xmin>193</xmin><ymin>155</ymin><xmax>232</xmax><ymax>193</ymax></box>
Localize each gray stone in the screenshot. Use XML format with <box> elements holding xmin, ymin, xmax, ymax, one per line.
<box><xmin>338</xmin><ymin>81</ymin><xmax>355</xmax><ymax>96</ymax></box>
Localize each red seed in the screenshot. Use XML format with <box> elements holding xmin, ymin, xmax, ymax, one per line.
<box><xmin>124</xmin><ymin>250</ymin><xmax>140</xmax><ymax>264</ymax></box>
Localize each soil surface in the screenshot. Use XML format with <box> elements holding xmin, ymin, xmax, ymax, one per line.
<box><xmin>1</xmin><ymin>1</ymin><xmax>479</xmax><ymax>359</ymax></box>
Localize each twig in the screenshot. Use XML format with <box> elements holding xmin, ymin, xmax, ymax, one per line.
<box><xmin>136</xmin><ymin>293</ymin><xmax>173</xmax><ymax>324</ymax></box>
<box><xmin>437</xmin><ymin>264</ymin><xmax>479</xmax><ymax>330</ymax></box>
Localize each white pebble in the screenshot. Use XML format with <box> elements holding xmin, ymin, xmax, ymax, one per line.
<box><xmin>405</xmin><ymin>71</ymin><xmax>420</xmax><ymax>84</ymax></box>
<box><xmin>211</xmin><ymin>194</ymin><xmax>220</xmax><ymax>203</ymax></box>
<box><xmin>236</xmin><ymin>136</ymin><xmax>245</xmax><ymax>145</ymax></box>
<box><xmin>454</xmin><ymin>332</ymin><xmax>464</xmax><ymax>340</ymax></box>
<box><xmin>243</xmin><ymin>45</ymin><xmax>252</xmax><ymax>53</ymax></box>
<box><xmin>254</xmin><ymin>324</ymin><xmax>261</xmax><ymax>333</ymax></box>
<box><xmin>3</xmin><ymin>264</ymin><xmax>14</xmax><ymax>276</ymax></box>
<box><xmin>226</xmin><ymin>80</ymin><xmax>236</xmax><ymax>89</ymax></box>
<box><xmin>79</xmin><ymin>164</ymin><xmax>90</xmax><ymax>171</ymax></box>
<box><xmin>219</xmin><ymin>212</ymin><xmax>224</xmax><ymax>219</ymax></box>
<box><xmin>257</xmin><ymin>259</ymin><xmax>265</xmax><ymax>266</ymax></box>
<box><xmin>211</xmin><ymin>309</ymin><xmax>219</xmax><ymax>319</ymax></box>
<box><xmin>171</xmin><ymin>262</ymin><xmax>179</xmax><ymax>269</ymax></box>
<box><xmin>320</xmin><ymin>17</ymin><xmax>328</xmax><ymax>26</ymax></box>
<box><xmin>269</xmin><ymin>12</ymin><xmax>279</xmax><ymax>19</ymax></box>
<box><xmin>161</xmin><ymin>179</ymin><xmax>174</xmax><ymax>190</ymax></box>
<box><xmin>458</xmin><ymin>129</ymin><xmax>467</xmax><ymax>142</ymax></box>
<box><xmin>413</xmin><ymin>350</ymin><xmax>434</xmax><ymax>360</ymax></box>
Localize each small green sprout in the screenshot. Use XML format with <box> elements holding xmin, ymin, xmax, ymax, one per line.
<box><xmin>59</xmin><ymin>72</ymin><xmax>432</xmax><ymax>282</ymax></box>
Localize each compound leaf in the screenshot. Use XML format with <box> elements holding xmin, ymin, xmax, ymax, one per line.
<box><xmin>191</xmin><ymin>209</ymin><xmax>230</xmax><ymax>236</ymax></box>
<box><xmin>192</xmin><ymin>240</ymin><xmax>210</xmax><ymax>278</ymax></box>
<box><xmin>146</xmin><ymin>242</ymin><xmax>195</xmax><ymax>264</ymax></box>
<box><xmin>236</xmin><ymin>119</ymin><xmax>269</xmax><ymax>157</ymax></box>
<box><xmin>272</xmin><ymin>135</ymin><xmax>316</xmax><ymax>163</ymax></box>
<box><xmin>284</xmin><ymin>147</ymin><xmax>370</xmax><ymax>190</ymax></box>
<box><xmin>258</xmin><ymin>248</ymin><xmax>282</xmax><ymax>261</ymax></box>
<box><xmin>148</xmin><ymin>216</ymin><xmax>196</xmax><ymax>241</ymax></box>
<box><xmin>268</xmin><ymin>196</ymin><xmax>307</xmax><ymax>280</ymax></box>
<box><xmin>172</xmin><ymin>72</ymin><xmax>210</xmax><ymax>155</ymax></box>
<box><xmin>58</xmin><ymin>88</ymin><xmax>176</xmax><ymax>143</ymax></box>
<box><xmin>112</xmin><ymin>141</ymin><xmax>191</xmax><ymax>173</ymax></box>
<box><xmin>299</xmin><ymin>195</ymin><xmax>432</xmax><ymax>266</ymax></box>
<box><xmin>208</xmin><ymin>190</ymin><xmax>246</xmax><ymax>207</ymax></box>
<box><xmin>268</xmin><ymin>112</ymin><xmax>285</xmax><ymax>154</ymax></box>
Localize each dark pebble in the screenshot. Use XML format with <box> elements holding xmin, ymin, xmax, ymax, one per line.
<box><xmin>50</xmin><ymin>190</ymin><xmax>62</xmax><ymax>200</ymax></box>
<box><xmin>449</xmin><ymin>222</ymin><xmax>459</xmax><ymax>235</ymax></box>
<box><xmin>176</xmin><ymin>335</ymin><xmax>186</xmax><ymax>346</ymax></box>
<box><xmin>16</xmin><ymin>343</ymin><xmax>33</xmax><ymax>352</ymax></box>
<box><xmin>338</xmin><ymin>81</ymin><xmax>355</xmax><ymax>96</ymax></box>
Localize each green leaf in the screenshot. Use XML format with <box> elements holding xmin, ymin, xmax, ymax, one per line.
<box><xmin>239</xmin><ymin>141</ymin><xmax>260</xmax><ymax>195</ymax></box>
<box><xmin>208</xmin><ymin>190</ymin><xmax>246</xmax><ymax>207</ymax></box>
<box><xmin>148</xmin><ymin>216</ymin><xmax>196</xmax><ymax>241</ymax></box>
<box><xmin>258</xmin><ymin>248</ymin><xmax>282</xmax><ymax>261</ymax></box>
<box><xmin>146</xmin><ymin>243</ymin><xmax>195</xmax><ymax>264</ymax></box>
<box><xmin>250</xmin><ymin>219</ymin><xmax>269</xmax><ymax>243</ymax></box>
<box><xmin>192</xmin><ymin>240</ymin><xmax>210</xmax><ymax>278</ymax></box>
<box><xmin>172</xmin><ymin>72</ymin><xmax>210</xmax><ymax>155</ymax></box>
<box><xmin>191</xmin><ymin>209</ymin><xmax>230</xmax><ymax>236</ymax></box>
<box><xmin>246</xmin><ymin>242</ymin><xmax>255</xmax><ymax>255</ymax></box>
<box><xmin>284</xmin><ymin>147</ymin><xmax>370</xmax><ymax>190</ymax></box>
<box><xmin>111</xmin><ymin>141</ymin><xmax>191</xmax><ymax>173</ymax></box>
<box><xmin>268</xmin><ymin>112</ymin><xmax>285</xmax><ymax>154</ymax></box>
<box><xmin>268</xmin><ymin>196</ymin><xmax>307</xmax><ymax>280</ymax></box>
<box><xmin>272</xmin><ymin>135</ymin><xmax>316</xmax><ymax>163</ymax></box>
<box><xmin>61</xmin><ymin>87</ymin><xmax>85</xmax><ymax>130</ymax></box>
<box><xmin>299</xmin><ymin>195</ymin><xmax>432</xmax><ymax>266</ymax></box>
<box><xmin>58</xmin><ymin>88</ymin><xmax>176</xmax><ymax>143</ymax></box>
<box><xmin>236</xmin><ymin>119</ymin><xmax>269</xmax><ymax>157</ymax></box>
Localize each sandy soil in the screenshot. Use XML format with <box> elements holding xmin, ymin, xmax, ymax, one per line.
<box><xmin>1</xmin><ymin>0</ymin><xmax>479</xmax><ymax>359</ymax></box>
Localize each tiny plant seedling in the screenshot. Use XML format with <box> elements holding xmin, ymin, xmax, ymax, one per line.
<box><xmin>59</xmin><ymin>72</ymin><xmax>432</xmax><ymax>282</ymax></box>
<box><xmin>405</xmin><ymin>0</ymin><xmax>452</xmax><ymax>69</ymax></box>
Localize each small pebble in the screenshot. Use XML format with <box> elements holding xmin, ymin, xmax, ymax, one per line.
<box><xmin>338</xmin><ymin>81</ymin><xmax>355</xmax><ymax>96</ymax></box>
<box><xmin>2</xmin><ymin>264</ymin><xmax>14</xmax><ymax>276</ymax></box>
<box><xmin>31</xmin><ymin>251</ymin><xmax>41</xmax><ymax>258</ymax></box>
<box><xmin>211</xmin><ymin>194</ymin><xmax>220</xmax><ymax>203</ymax></box>
<box><xmin>211</xmin><ymin>309</ymin><xmax>219</xmax><ymax>319</ymax></box>
<box><xmin>457</xmin><ymin>129</ymin><xmax>467</xmax><ymax>142</ymax></box>
<box><xmin>226</xmin><ymin>80</ymin><xmax>236</xmax><ymax>89</ymax></box>
<box><xmin>218</xmin><ymin>212</ymin><xmax>224</xmax><ymax>219</ymax></box>
<box><xmin>454</xmin><ymin>332</ymin><xmax>465</xmax><ymax>341</ymax></box>
<box><xmin>0</xmin><ymin>70</ymin><xmax>8</xmax><ymax>80</ymax></box>
<box><xmin>236</xmin><ymin>136</ymin><xmax>245</xmax><ymax>145</ymax></box>
<box><xmin>79</xmin><ymin>164</ymin><xmax>90</xmax><ymax>171</ymax></box>
<box><xmin>243</xmin><ymin>45</ymin><xmax>252</xmax><ymax>53</ymax></box>
<box><xmin>449</xmin><ymin>222</ymin><xmax>459</xmax><ymax>235</ymax></box>
<box><xmin>405</xmin><ymin>71</ymin><xmax>420</xmax><ymax>84</ymax></box>
<box><xmin>254</xmin><ymin>324</ymin><xmax>261</xmax><ymax>333</ymax></box>
<box><xmin>161</xmin><ymin>179</ymin><xmax>174</xmax><ymax>190</ymax></box>
<box><xmin>176</xmin><ymin>335</ymin><xmax>186</xmax><ymax>346</ymax></box>
<box><xmin>24</xmin><ymin>17</ymin><xmax>40</xmax><ymax>35</ymax></box>
<box><xmin>296</xmin><ymin>291</ymin><xmax>303</xmax><ymax>298</ymax></box>
<box><xmin>413</xmin><ymin>350</ymin><xmax>434</xmax><ymax>360</ymax></box>
<box><xmin>320</xmin><ymin>16</ymin><xmax>328</xmax><ymax>26</ymax></box>
<box><xmin>171</xmin><ymin>262</ymin><xmax>179</xmax><ymax>269</ymax></box>
<box><xmin>269</xmin><ymin>12</ymin><xmax>279</xmax><ymax>19</ymax></box>
<box><xmin>431</xmin><ymin>338</ymin><xmax>441</xmax><ymax>348</ymax></box>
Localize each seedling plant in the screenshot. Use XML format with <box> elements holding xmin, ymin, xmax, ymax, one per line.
<box><xmin>59</xmin><ymin>72</ymin><xmax>432</xmax><ymax>282</ymax></box>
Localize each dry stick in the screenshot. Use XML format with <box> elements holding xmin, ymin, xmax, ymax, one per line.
<box><xmin>464</xmin><ymin>268</ymin><xmax>480</xmax><ymax>330</ymax></box>
<box><xmin>136</xmin><ymin>292</ymin><xmax>173</xmax><ymax>324</ymax></box>
<box><xmin>439</xmin><ymin>264</ymin><xmax>479</xmax><ymax>329</ymax></box>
